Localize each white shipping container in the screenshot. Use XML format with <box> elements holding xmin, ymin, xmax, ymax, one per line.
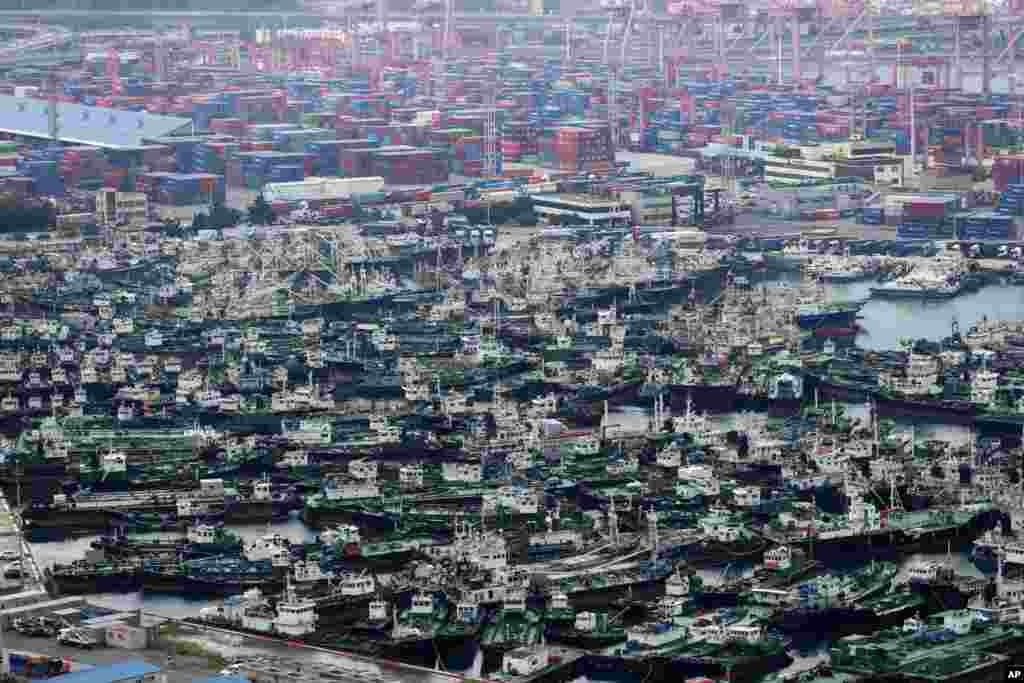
<box><xmin>13</xmin><ymin>86</ymin><xmax>38</xmax><ymax>98</ymax></box>
<box><xmin>264</xmin><ymin>176</ymin><xmax>385</xmax><ymax>202</ymax></box>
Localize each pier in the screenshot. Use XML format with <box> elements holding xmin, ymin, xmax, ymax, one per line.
<box><xmin>0</xmin><ymin>490</ymin><xmax>46</xmax><ymax>599</ymax></box>
<box><xmin>141</xmin><ymin>614</ymin><xmax>496</xmax><ymax>683</ymax></box>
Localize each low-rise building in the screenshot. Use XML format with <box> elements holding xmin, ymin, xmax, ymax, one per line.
<box><xmin>95</xmin><ymin>189</ymin><xmax>147</xmax><ymax>227</ymax></box>
<box><xmin>530</xmin><ymin>193</ymin><xmax>631</xmax><ymax>226</ymax></box>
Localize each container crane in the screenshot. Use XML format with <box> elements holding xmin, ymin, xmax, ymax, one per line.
<box><xmin>667</xmin><ymin>0</ymin><xmax>725</xmax><ymax>79</ymax></box>
<box><xmin>601</xmin><ymin>0</ymin><xmax>644</xmax><ymax>67</ymax></box>
<box><xmin>107</xmin><ymin>46</ymin><xmax>122</xmax><ymax>97</ymax></box>
<box><xmin>765</xmin><ymin>0</ymin><xmax>819</xmax><ymax>87</ymax></box>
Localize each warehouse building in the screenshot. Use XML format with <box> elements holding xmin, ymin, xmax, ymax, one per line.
<box><xmin>0</xmin><ymin>96</ymin><xmax>191</xmax><ymax>150</ymax></box>
<box><xmin>530</xmin><ymin>193</ymin><xmax>632</xmax><ymax>226</ymax></box>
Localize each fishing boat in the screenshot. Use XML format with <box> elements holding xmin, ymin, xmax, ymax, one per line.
<box><xmin>47</xmin><ymin>560</ymin><xmax>141</xmax><ymax>594</ymax></box>
<box><xmin>480</xmin><ymin>588</ymin><xmax>544</xmax><ymax>655</ymax></box>
<box><xmin>698</xmin><ymin>545</ymin><xmax>821</xmax><ymax>604</ymax></box>
<box><xmin>756</xmin><ymin>561</ymin><xmax>899</xmax><ymax>633</ymax></box>
<box><xmin>384</xmin><ymin>589</ymin><xmax>449</xmax><ymax>660</ymax></box>
<box><xmin>545</xmin><ymin>610</ymin><xmax>626</xmax><ymax>648</ymax></box>
<box><xmin>92</xmin><ymin>523</ymin><xmax>242</xmax><ymax>558</ymax></box>
<box><xmin>435</xmin><ymin>594</ymin><xmax>487</xmax><ymax>646</ymax></box>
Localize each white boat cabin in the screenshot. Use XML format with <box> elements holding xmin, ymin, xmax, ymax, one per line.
<box><xmin>456</xmin><ymin>598</ymin><xmax>480</xmax><ymax>623</ymax></box>
<box><xmin>348</xmin><ymin>458</ymin><xmax>379</xmax><ymax>481</ymax></box>
<box><xmin>274</xmin><ymin>590</ymin><xmax>318</xmax><ymax>637</ymax></box>
<box><xmin>399</xmin><ymin>463</ymin><xmax>425</xmax><ymax>489</ymax></box>
<box><xmin>442</xmin><ymin>461</ymin><xmax>482</xmax><ymax>483</ymax></box>
<box><xmin>763</xmin><ymin>546</ymin><xmax>793</xmax><ymax>571</ymax></box>
<box><xmin>340</xmin><ymin>574</ymin><xmax>376</xmax><ymax>597</ymax></box>
<box><xmin>293</xmin><ymin>560</ymin><xmax>334</xmax><ymax>583</ymax></box>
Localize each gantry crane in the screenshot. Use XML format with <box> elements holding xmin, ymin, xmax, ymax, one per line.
<box><xmin>667</xmin><ymin>0</ymin><xmax>727</xmax><ymax>80</ymax></box>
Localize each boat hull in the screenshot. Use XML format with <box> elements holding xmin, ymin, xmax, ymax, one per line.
<box><xmin>545</xmin><ymin>625</ymin><xmax>626</xmax><ymax>648</ymax></box>
<box><xmin>48</xmin><ymin>570</ymin><xmax>141</xmax><ymax>595</ymax></box>
<box><xmin>768</xmin><ymin>606</ymin><xmax>878</xmax><ymax>634</ymax></box>
<box><xmin>585</xmin><ymin>645</ymin><xmax>792</xmax><ymax>683</ymax></box>
<box><xmin>797</xmin><ymin>309</ymin><xmax>861</xmax><ymax>330</ymax></box>
<box><xmin>765</xmin><ymin>510</ymin><xmax>1000</xmax><ymax>559</ymax></box>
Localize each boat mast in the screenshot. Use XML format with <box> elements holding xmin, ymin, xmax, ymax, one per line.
<box><xmin>647</xmin><ymin>507</ymin><xmax>659</xmax><ymax>563</ymax></box>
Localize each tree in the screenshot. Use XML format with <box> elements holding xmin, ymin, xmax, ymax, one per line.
<box><xmin>209</xmin><ymin>202</ymin><xmax>242</xmax><ymax>230</ymax></box>
<box><xmin>248</xmin><ymin>194</ymin><xmax>276</xmax><ymax>226</ymax></box>
<box><xmin>161</xmin><ymin>218</ymin><xmax>187</xmax><ymax>238</ymax></box>
<box><xmin>0</xmin><ymin>195</ymin><xmax>55</xmax><ymax>234</ymax></box>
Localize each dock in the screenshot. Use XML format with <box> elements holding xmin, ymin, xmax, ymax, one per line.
<box><xmin>143</xmin><ymin>614</ymin><xmax>497</xmax><ymax>683</ymax></box>
<box><xmin>0</xmin><ymin>491</ymin><xmax>46</xmax><ymax>600</ymax></box>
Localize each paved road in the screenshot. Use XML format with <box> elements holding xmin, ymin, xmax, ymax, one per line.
<box><xmin>1</xmin><ymin>629</ymin><xmax>218</xmax><ymax>683</ymax></box>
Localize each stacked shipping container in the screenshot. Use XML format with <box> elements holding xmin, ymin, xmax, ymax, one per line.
<box><xmin>958</xmin><ymin>211</ymin><xmax>1018</xmax><ymax>241</ymax></box>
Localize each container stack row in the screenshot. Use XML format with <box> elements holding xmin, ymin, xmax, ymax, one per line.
<box><xmin>861</xmin><ymin>206</ymin><xmax>885</xmax><ymax>225</ymax></box>
<box><xmin>999</xmin><ymin>184</ymin><xmax>1024</xmax><ymax>217</ymax></box>
<box><xmin>229</xmin><ymin>151</ymin><xmax>311</xmax><ymax>189</ymax></box>
<box><xmin>52</xmin><ymin>146</ymin><xmax>108</xmax><ymax>191</ymax></box>
<box><xmin>139</xmin><ymin>172</ymin><xmax>227</xmax><ymax>206</ymax></box>
<box><xmin>307</xmin><ymin>140</ymin><xmax>378</xmax><ymax>176</ymax></box>
<box><xmin>992</xmin><ymin>156</ymin><xmax>1024</xmax><ymax>192</ymax></box>
<box><xmin>369</xmin><ymin>148</ymin><xmax>449</xmax><ymax>186</ymax></box>
<box><xmin>957</xmin><ymin>211</ymin><xmax>1019</xmax><ymax>241</ymax></box>
<box><xmin>17</xmin><ymin>153</ymin><xmax>64</xmax><ymax>197</ymax></box>
<box><xmin>539</xmin><ymin>125</ymin><xmax>614</xmax><ymax>173</ymax></box>
<box><xmin>193</xmin><ymin>142</ymin><xmax>241</xmax><ymax>176</ymax></box>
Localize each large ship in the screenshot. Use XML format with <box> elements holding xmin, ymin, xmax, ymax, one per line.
<box><xmin>91</xmin><ymin>523</ymin><xmax>242</xmax><ymax>559</ymax></box>
<box><xmin>796</xmin><ymin>301</ymin><xmax>865</xmax><ymax>330</ymax></box>
<box><xmin>869</xmin><ymin>255</ymin><xmax>969</xmax><ymax>300</ymax></box>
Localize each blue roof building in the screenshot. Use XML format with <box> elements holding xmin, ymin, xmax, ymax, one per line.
<box><xmin>45</xmin><ymin>661</ymin><xmax>161</xmax><ymax>683</ymax></box>
<box><xmin>0</xmin><ymin>96</ymin><xmax>191</xmax><ymax>149</ymax></box>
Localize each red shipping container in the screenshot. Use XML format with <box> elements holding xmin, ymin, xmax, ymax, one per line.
<box><xmin>904</xmin><ymin>201</ymin><xmax>948</xmax><ymax>219</ymax></box>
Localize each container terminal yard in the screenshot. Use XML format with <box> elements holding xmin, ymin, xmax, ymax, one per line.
<box><xmin>5</xmin><ymin>2</ymin><xmax>1024</xmax><ymax>683</ymax></box>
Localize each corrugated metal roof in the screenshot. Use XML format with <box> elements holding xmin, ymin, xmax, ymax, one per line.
<box><xmin>0</xmin><ymin>96</ymin><xmax>191</xmax><ymax>150</ymax></box>
<box><xmin>47</xmin><ymin>661</ymin><xmax>160</xmax><ymax>683</ymax></box>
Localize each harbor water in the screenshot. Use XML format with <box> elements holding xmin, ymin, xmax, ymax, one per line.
<box><xmin>763</xmin><ymin>269</ymin><xmax>1024</xmax><ymax>352</ymax></box>
<box><xmin>26</xmin><ymin>276</ymin><xmax>1024</xmax><ymax>680</ymax></box>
